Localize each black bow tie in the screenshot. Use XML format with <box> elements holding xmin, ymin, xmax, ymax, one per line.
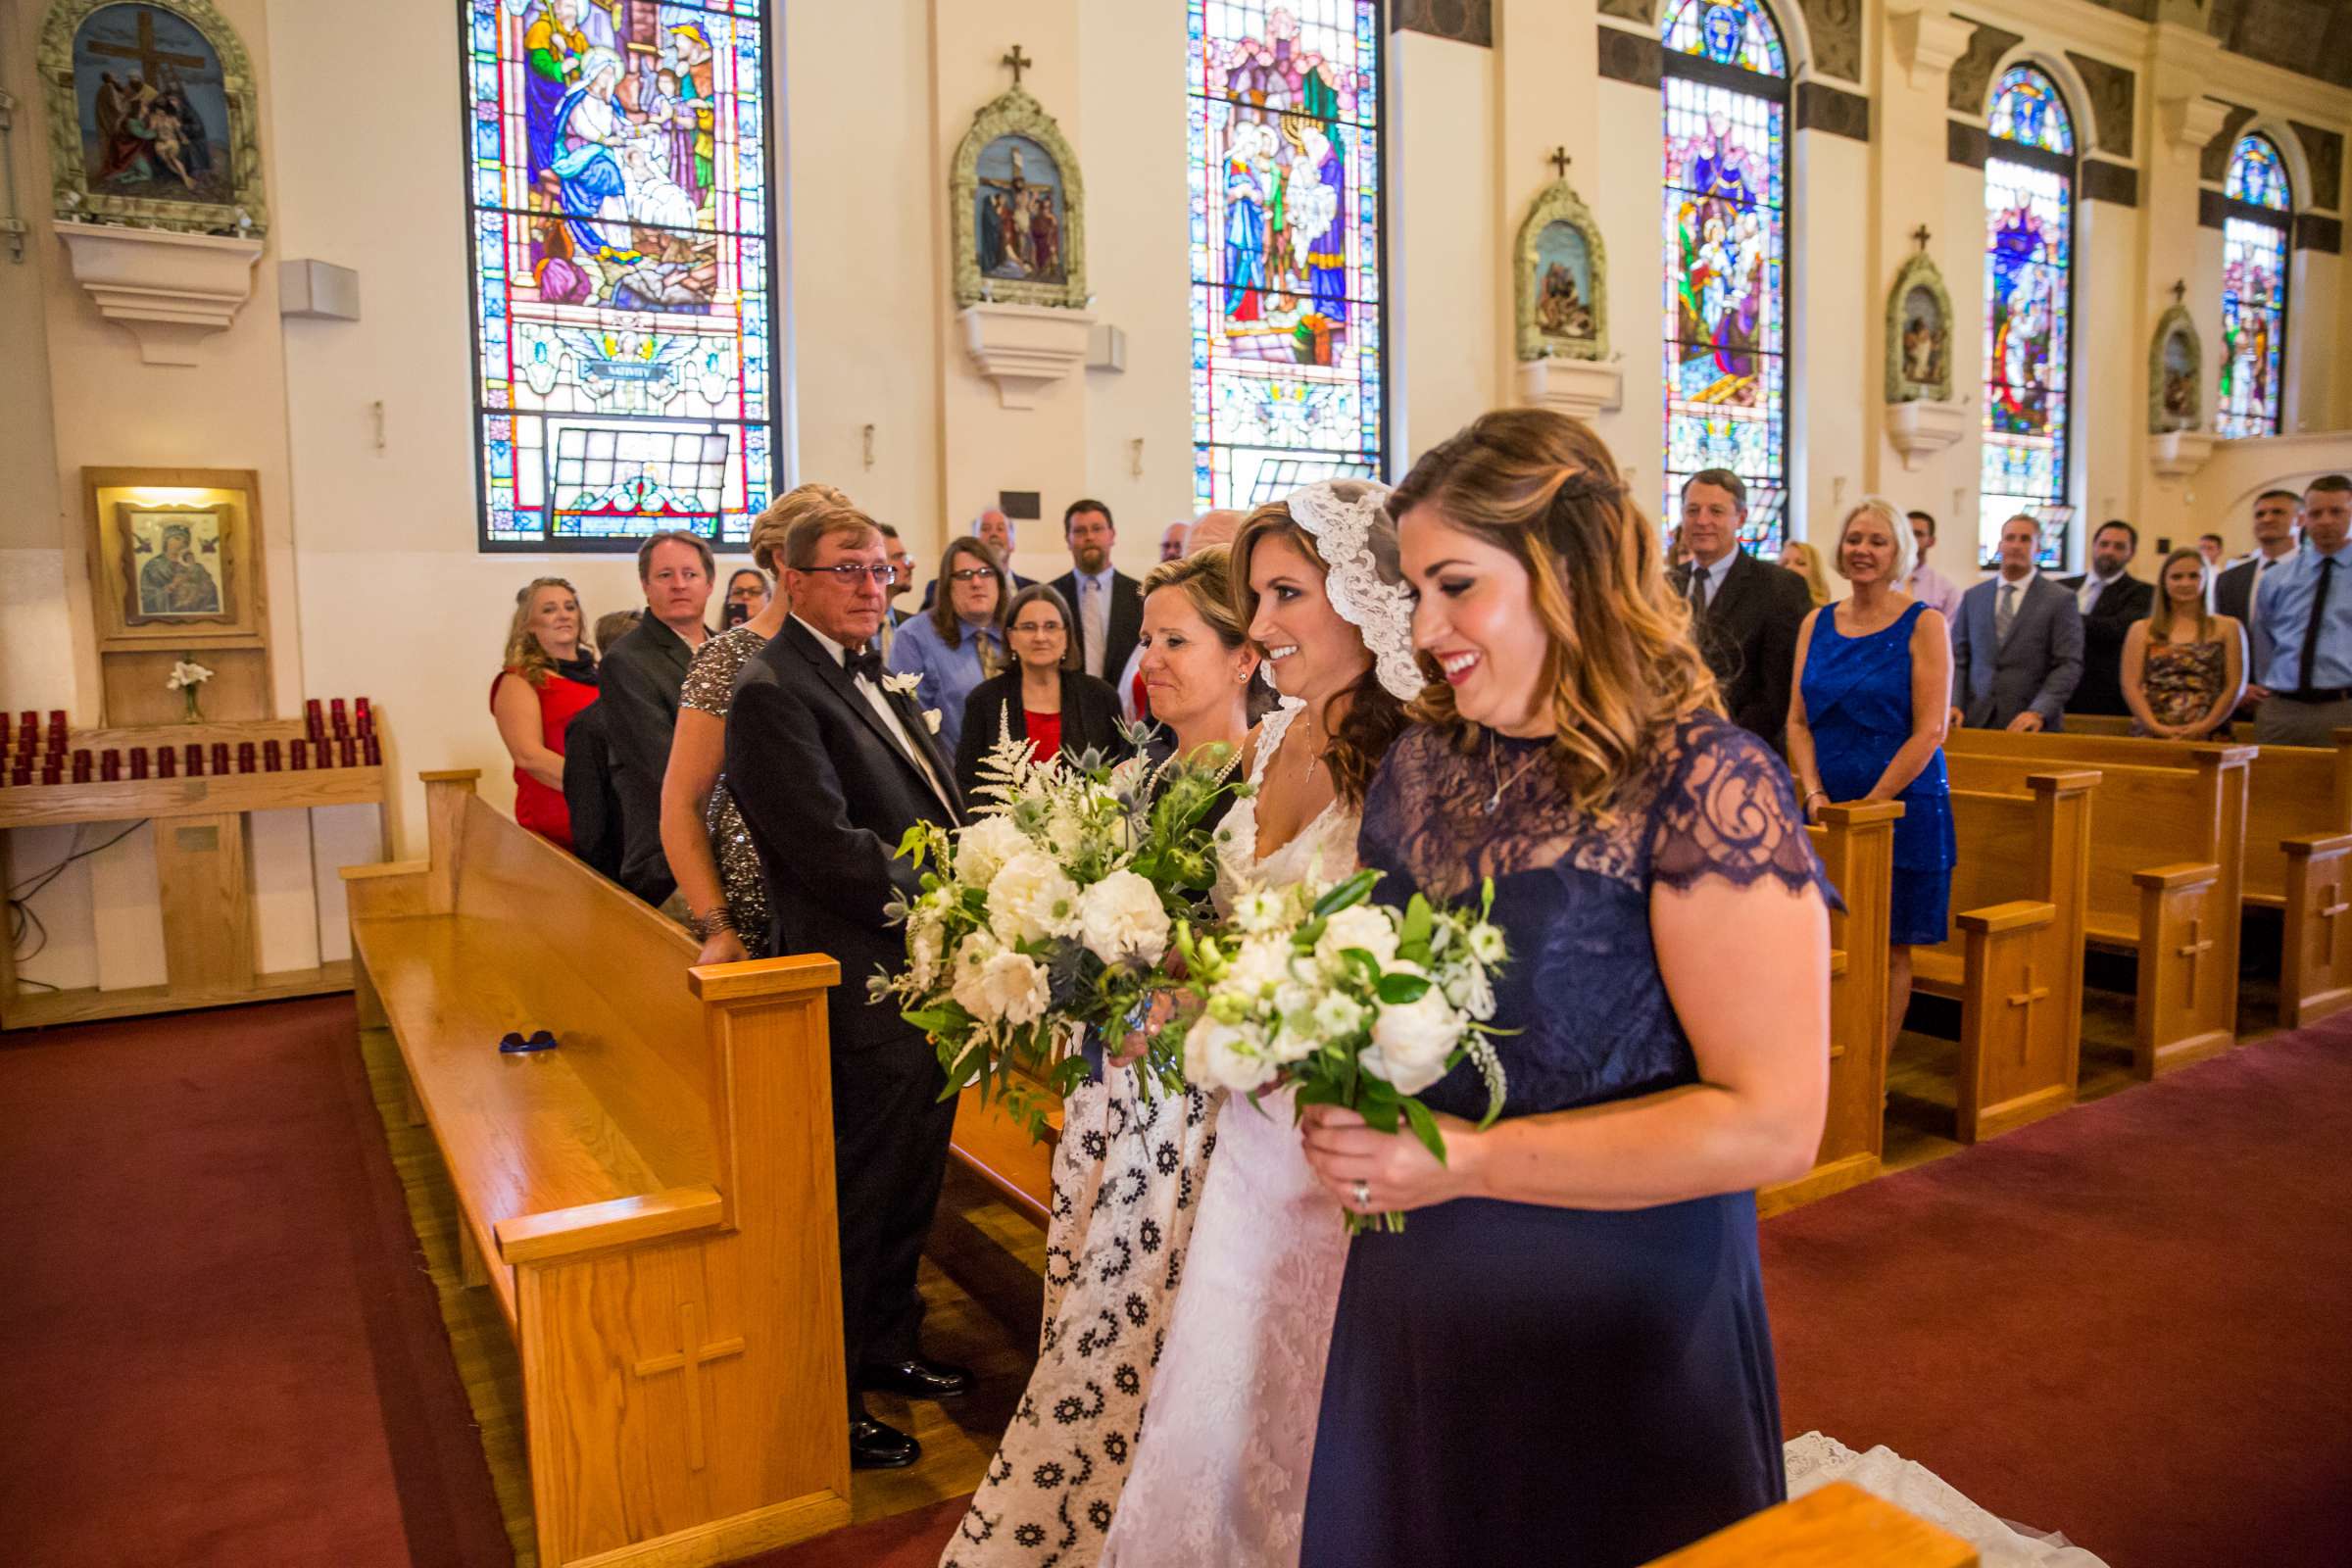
<box><xmin>844</xmin><ymin>643</ymin><xmax>884</xmax><ymax>682</ymax></box>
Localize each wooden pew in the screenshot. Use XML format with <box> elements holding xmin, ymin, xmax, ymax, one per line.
<box><xmin>1762</xmin><ymin>802</ymin><xmax>1900</xmax><ymax>1216</ymax></box>
<box><xmin>1913</xmin><ymin>771</ymin><xmax>2097</xmax><ymax>1141</ymax></box>
<box><xmin>1643</xmin><ymin>1483</ymin><xmax>1977</xmax><ymax>1567</ymax></box>
<box><xmin>953</xmin><ymin>1083</ymin><xmax>1057</xmax><ymax>1225</ymax></box>
<box><xmin>2035</xmin><ymin>727</ymin><xmax>2349</xmax><ymax>1026</ymax></box>
<box><xmin>343</xmin><ymin>772</ymin><xmax>852</xmax><ymax>1568</ymax></box>
<box><xmin>1945</xmin><ymin>734</ymin><xmax>2255</xmax><ymax>1075</ymax></box>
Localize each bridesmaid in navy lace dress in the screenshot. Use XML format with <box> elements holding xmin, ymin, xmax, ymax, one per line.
<box><xmin>1787</xmin><ymin>498</ymin><xmax>1956</xmax><ymax>1058</ymax></box>
<box><xmin>1297</xmin><ymin>411</ymin><xmax>1836</xmax><ymax>1567</ymax></box>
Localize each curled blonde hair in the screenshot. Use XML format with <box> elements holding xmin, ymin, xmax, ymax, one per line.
<box><xmin>503</xmin><ymin>576</ymin><xmax>585</xmax><ymax>687</ymax></box>
<box><xmin>1831</xmin><ymin>498</ymin><xmax>1915</xmax><ymax>586</ymax></box>
<box><xmin>1782</xmin><ymin>540</ymin><xmax>1834</xmax><ymax>607</ymax></box>
<box><xmin>748</xmin><ymin>481</ymin><xmax>852</xmax><ymax>575</ymax></box>
<box><xmin>1388</xmin><ymin>408</ymin><xmax>1718</xmax><ymax>819</ymax></box>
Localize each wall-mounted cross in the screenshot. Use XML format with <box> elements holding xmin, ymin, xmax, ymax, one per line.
<box><xmin>1549</xmin><ymin>146</ymin><xmax>1572</xmax><ymax>180</ymax></box>
<box><xmin>2006</xmin><ymin>965</ymin><xmax>2051</xmax><ymax>1065</ymax></box>
<box><xmin>632</xmin><ymin>1300</ymin><xmax>744</xmax><ymax>1472</ymax></box>
<box><xmin>2174</xmin><ymin>917</ymin><xmax>2216</xmax><ymax>1010</ymax></box>
<box><xmin>1003</xmin><ymin>43</ymin><xmax>1033</xmax><ymax>87</ymax></box>
<box><xmin>1911</xmin><ymin>224</ymin><xmax>1932</xmax><ymax>253</ymax></box>
<box><xmin>2170</xmin><ymin>278</ymin><xmax>2187</xmax><ymax>306</ymax></box>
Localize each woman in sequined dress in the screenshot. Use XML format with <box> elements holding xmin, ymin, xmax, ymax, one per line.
<box><xmin>2122</xmin><ymin>548</ymin><xmax>2245</xmax><ymax>739</ymax></box>
<box><xmin>659</xmin><ymin>484</ymin><xmax>846</xmax><ymax>961</ymax></box>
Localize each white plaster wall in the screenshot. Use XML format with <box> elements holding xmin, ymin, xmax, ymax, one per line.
<box><xmin>1388</xmin><ymin>32</ymin><xmax>1498</xmax><ymax>471</ymax></box>
<box><xmin>1791</xmin><ymin>126</ymin><xmax>1871</xmax><ymax>539</ymax></box>
<box><xmin>1592</xmin><ymin>76</ymin><xmax>1667</xmax><ymax>509</ymax></box>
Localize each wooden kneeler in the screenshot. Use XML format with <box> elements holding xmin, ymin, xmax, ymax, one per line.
<box><xmin>345</xmin><ymin>772</ymin><xmax>852</xmax><ymax>1568</ymax></box>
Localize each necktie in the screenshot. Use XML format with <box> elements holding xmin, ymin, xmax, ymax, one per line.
<box><xmin>1082</xmin><ymin>576</ymin><xmax>1109</xmax><ymax>678</ymax></box>
<box><xmin>2078</xmin><ymin>576</ymin><xmax>2101</xmax><ymax>615</ymax></box>
<box><xmin>2296</xmin><ymin>557</ymin><xmax>2337</xmax><ymax>694</ymax></box>
<box><xmin>1688</xmin><ymin>566</ymin><xmax>1711</xmax><ymax>616</ymax></box>
<box><xmin>1996</xmin><ymin>582</ymin><xmax>2019</xmax><ymax>645</ymax></box>
<box><xmin>844</xmin><ymin>643</ymin><xmax>884</xmax><ymax>682</ymax></box>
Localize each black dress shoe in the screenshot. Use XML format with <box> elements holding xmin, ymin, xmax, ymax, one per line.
<box><xmin>849</xmin><ymin>1414</ymin><xmax>920</xmax><ymax>1470</ymax></box>
<box><xmin>858</xmin><ymin>1356</ymin><xmax>973</xmax><ymax>1399</ymax></box>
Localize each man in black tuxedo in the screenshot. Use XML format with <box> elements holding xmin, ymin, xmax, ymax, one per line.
<box><xmin>725</xmin><ymin>503</ymin><xmax>969</xmax><ymax>1471</ymax></box>
<box><xmin>1668</xmin><ymin>469</ymin><xmax>1812</xmax><ymax>753</ymax></box>
<box><xmin>601</xmin><ymin>531</ymin><xmax>714</xmax><ymax>906</ymax></box>
<box><xmin>2058</xmin><ymin>519</ymin><xmax>2156</xmax><ymax>717</ymax></box>
<box><xmin>1052</xmin><ymin>497</ymin><xmax>1144</xmax><ymax>685</ymax></box>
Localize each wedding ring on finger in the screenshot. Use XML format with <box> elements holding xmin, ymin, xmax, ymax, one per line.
<box><xmin>1351</xmin><ymin>1179</ymin><xmax>1371</xmax><ymax>1210</ymax></box>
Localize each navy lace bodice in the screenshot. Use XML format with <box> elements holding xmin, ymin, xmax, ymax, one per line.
<box><xmin>1355</xmin><ymin>712</ymin><xmax>1838</xmax><ymax>1121</ymax></box>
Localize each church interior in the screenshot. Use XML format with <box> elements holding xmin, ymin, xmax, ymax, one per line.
<box><xmin>3</xmin><ymin>0</ymin><xmax>2350</xmax><ymax>1565</ymax></box>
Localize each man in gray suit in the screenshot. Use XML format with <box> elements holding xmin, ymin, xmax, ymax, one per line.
<box><xmin>1948</xmin><ymin>513</ymin><xmax>2084</xmax><ymax>732</ymax></box>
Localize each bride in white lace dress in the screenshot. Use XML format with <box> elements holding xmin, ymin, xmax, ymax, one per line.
<box><xmin>1102</xmin><ymin>480</ymin><xmax>1425</xmax><ymax>1568</ymax></box>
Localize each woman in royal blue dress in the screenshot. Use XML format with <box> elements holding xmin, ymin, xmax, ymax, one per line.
<box><xmin>1295</xmin><ymin>409</ymin><xmax>1837</xmax><ymax>1567</ymax></box>
<box><xmin>1787</xmin><ymin>498</ymin><xmax>1957</xmax><ymax>1057</ymax></box>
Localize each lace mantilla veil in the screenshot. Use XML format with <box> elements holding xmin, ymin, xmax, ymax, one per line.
<box><xmin>1285</xmin><ymin>478</ymin><xmax>1423</xmax><ymax>704</ymax></box>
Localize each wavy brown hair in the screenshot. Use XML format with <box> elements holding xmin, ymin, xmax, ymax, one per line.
<box><xmin>503</xmin><ymin>576</ymin><xmax>585</xmax><ymax>687</ymax></box>
<box><xmin>1230</xmin><ymin>499</ymin><xmax>1410</xmax><ymax>809</ymax></box>
<box><xmin>928</xmin><ymin>536</ymin><xmax>1009</xmax><ymax>650</ymax></box>
<box><xmin>1389</xmin><ymin>408</ymin><xmax>1719</xmax><ymax>819</ymax></box>
<box><xmin>2147</xmin><ymin>547</ymin><xmax>2216</xmax><ymax>643</ymax></box>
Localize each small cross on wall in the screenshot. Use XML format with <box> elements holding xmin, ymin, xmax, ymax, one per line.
<box><xmin>1003</xmin><ymin>43</ymin><xmax>1033</xmax><ymax>87</ymax></box>
<box><xmin>2170</xmin><ymin>278</ymin><xmax>2187</xmax><ymax>307</ymax></box>
<box><xmin>1548</xmin><ymin>146</ymin><xmax>1572</xmax><ymax>180</ymax></box>
<box><xmin>1911</xmin><ymin>224</ymin><xmax>1932</xmax><ymax>253</ymax></box>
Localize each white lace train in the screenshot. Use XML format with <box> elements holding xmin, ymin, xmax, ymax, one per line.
<box><xmin>1783</xmin><ymin>1434</ymin><xmax>2111</xmax><ymax>1567</ymax></box>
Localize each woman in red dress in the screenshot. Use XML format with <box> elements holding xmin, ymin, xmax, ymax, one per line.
<box><xmin>491</xmin><ymin>576</ymin><xmax>601</xmax><ymax>850</ymax></box>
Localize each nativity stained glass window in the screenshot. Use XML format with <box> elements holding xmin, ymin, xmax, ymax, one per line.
<box><xmin>1189</xmin><ymin>0</ymin><xmax>1385</xmax><ymax>511</ymax></box>
<box><xmin>2218</xmin><ymin>133</ymin><xmax>2291</xmax><ymax>441</ymax></box>
<box><xmin>464</xmin><ymin>0</ymin><xmax>778</xmax><ymax>551</ymax></box>
<box><xmin>1661</xmin><ymin>0</ymin><xmax>1790</xmax><ymax>553</ymax></box>
<box><xmin>1980</xmin><ymin>65</ymin><xmax>2076</xmax><ymax>569</ymax></box>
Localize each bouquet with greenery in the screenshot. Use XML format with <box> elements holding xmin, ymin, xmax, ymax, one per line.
<box><xmin>1175</xmin><ymin>869</ymin><xmax>1508</xmax><ymax>1233</ymax></box>
<box><xmin>873</xmin><ymin>725</ymin><xmax>1242</xmax><ymax>1139</ymax></box>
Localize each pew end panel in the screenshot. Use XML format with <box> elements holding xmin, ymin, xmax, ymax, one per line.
<box><xmin>1641</xmin><ymin>1481</ymin><xmax>1978</xmax><ymax>1567</ymax></box>
<box><xmin>1764</xmin><ymin>802</ymin><xmax>1898</xmax><ymax>1217</ymax></box>
<box><xmin>2280</xmin><ymin>833</ymin><xmax>2352</xmax><ymax>1029</ymax></box>
<box><xmin>2130</xmin><ymin>862</ymin><xmax>2235</xmax><ymax>1076</ymax></box>
<box><xmin>1954</xmin><ymin>901</ymin><xmax>2077</xmax><ymax>1142</ymax></box>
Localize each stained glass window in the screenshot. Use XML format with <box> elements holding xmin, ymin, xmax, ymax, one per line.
<box><xmin>1189</xmin><ymin>1</ymin><xmax>1385</xmax><ymax>510</ymax></box>
<box><xmin>1980</xmin><ymin>66</ymin><xmax>2076</xmax><ymax>569</ymax></box>
<box><xmin>2218</xmin><ymin>133</ymin><xmax>2291</xmax><ymax>440</ymax></box>
<box><xmin>464</xmin><ymin>0</ymin><xmax>778</xmax><ymax>551</ymax></box>
<box><xmin>1661</xmin><ymin>0</ymin><xmax>1790</xmax><ymax>553</ymax></box>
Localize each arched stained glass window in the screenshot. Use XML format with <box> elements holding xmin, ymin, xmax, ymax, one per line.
<box><xmin>1661</xmin><ymin>0</ymin><xmax>1790</xmax><ymax>552</ymax></box>
<box><xmin>1189</xmin><ymin>2</ymin><xmax>1386</xmax><ymax>510</ymax></box>
<box><xmin>464</xmin><ymin>1</ymin><xmax>779</xmax><ymax>552</ymax></box>
<box><xmin>2218</xmin><ymin>133</ymin><xmax>2291</xmax><ymax>440</ymax></box>
<box><xmin>1980</xmin><ymin>65</ymin><xmax>2076</xmax><ymax>569</ymax></box>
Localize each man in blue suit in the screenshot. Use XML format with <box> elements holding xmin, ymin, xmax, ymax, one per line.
<box><xmin>1948</xmin><ymin>514</ymin><xmax>2084</xmax><ymax>732</ymax></box>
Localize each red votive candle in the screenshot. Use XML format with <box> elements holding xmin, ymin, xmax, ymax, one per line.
<box><xmin>40</xmin><ymin>760</ymin><xmax>62</xmax><ymax>785</ymax></box>
<box><xmin>337</xmin><ymin>736</ymin><xmax>357</xmax><ymax>767</ymax></box>
<box><xmin>47</xmin><ymin>709</ymin><xmax>67</xmax><ymax>737</ymax></box>
<box><xmin>100</xmin><ymin>752</ymin><xmax>122</xmax><ymax>782</ymax></box>
<box><xmin>329</xmin><ymin>699</ymin><xmax>349</xmax><ymax>737</ymax></box>
<box><xmin>186</xmin><ymin>745</ymin><xmax>206</xmax><ymax>776</ymax></box>
<box><xmin>71</xmin><ymin>750</ymin><xmax>92</xmax><ymax>783</ymax></box>
<box><xmin>236</xmin><ymin>742</ymin><xmax>257</xmax><ymax>774</ymax></box>
<box><xmin>305</xmin><ymin>699</ymin><xmax>324</xmax><ymax>741</ymax></box>
<box><xmin>362</xmin><ymin>735</ymin><xmax>381</xmax><ymax>765</ymax></box>
<box><xmin>262</xmin><ymin>739</ymin><xmax>282</xmax><ymax>771</ymax></box>
<box><xmin>157</xmin><ymin>749</ymin><xmax>177</xmax><ymax>779</ymax></box>
<box><xmin>354</xmin><ymin>697</ymin><xmax>374</xmax><ymax>736</ymax></box>
<box><xmin>209</xmin><ymin>743</ymin><xmax>229</xmax><ymax>775</ymax></box>
<box><xmin>288</xmin><ymin>742</ymin><xmax>309</xmax><ymax>771</ymax></box>
<box><xmin>128</xmin><ymin>749</ymin><xmax>149</xmax><ymax>780</ymax></box>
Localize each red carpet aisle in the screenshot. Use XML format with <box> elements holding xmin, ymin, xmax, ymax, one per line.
<box><xmin>0</xmin><ymin>998</ymin><xmax>512</xmax><ymax>1568</ymax></box>
<box><xmin>1764</xmin><ymin>1017</ymin><xmax>2352</xmax><ymax>1568</ymax></box>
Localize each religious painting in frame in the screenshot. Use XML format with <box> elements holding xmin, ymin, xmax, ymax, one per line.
<box><xmin>1884</xmin><ymin>252</ymin><xmax>1953</xmax><ymax>404</ymax></box>
<box><xmin>952</xmin><ymin>86</ymin><xmax>1088</xmax><ymax>310</ymax></box>
<box><xmin>38</xmin><ymin>0</ymin><xmax>269</xmax><ymax>236</ymax></box>
<box><xmin>1515</xmin><ymin>179</ymin><xmax>1608</xmax><ymax>363</ymax></box>
<box><xmin>85</xmin><ymin>466</ymin><xmax>265</xmax><ymax>648</ymax></box>
<box><xmin>2148</xmin><ymin>305</ymin><xmax>2201</xmax><ymax>434</ymax></box>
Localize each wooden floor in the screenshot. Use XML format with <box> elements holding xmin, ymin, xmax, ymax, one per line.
<box><xmin>369</xmin><ymin>945</ymin><xmax>2291</xmax><ymax>1557</ymax></box>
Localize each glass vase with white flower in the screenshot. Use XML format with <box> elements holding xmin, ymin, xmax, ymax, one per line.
<box><xmin>873</xmin><ymin>725</ymin><xmax>1244</xmax><ymax>1140</ymax></box>
<box><xmin>166</xmin><ymin>657</ymin><xmax>216</xmax><ymax>722</ymax></box>
<box><xmin>1176</xmin><ymin>868</ymin><xmax>1509</xmax><ymax>1233</ymax></box>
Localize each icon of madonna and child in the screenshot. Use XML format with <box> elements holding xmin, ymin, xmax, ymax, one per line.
<box><xmin>515</xmin><ymin>0</ymin><xmax>728</xmax><ymax>314</ymax></box>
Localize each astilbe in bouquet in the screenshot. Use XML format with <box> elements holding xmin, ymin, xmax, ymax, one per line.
<box><xmin>1175</xmin><ymin>869</ymin><xmax>1509</xmax><ymax>1233</ymax></box>
<box><xmin>873</xmin><ymin>724</ymin><xmax>1243</xmax><ymax>1140</ymax></box>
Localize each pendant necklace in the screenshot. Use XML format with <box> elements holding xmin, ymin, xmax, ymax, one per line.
<box><xmin>1484</xmin><ymin>731</ymin><xmax>1542</xmax><ymax>815</ymax></box>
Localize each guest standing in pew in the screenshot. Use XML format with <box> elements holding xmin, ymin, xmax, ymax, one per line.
<box><xmin>2216</xmin><ymin>491</ymin><xmax>2300</xmax><ymax>710</ymax></box>
<box><xmin>1297</xmin><ymin>410</ymin><xmax>1834</xmax><ymax>1568</ymax></box>
<box><xmin>876</xmin><ymin>521</ymin><xmax>916</xmax><ymax>662</ymax></box>
<box><xmin>1948</xmin><ymin>514</ymin><xmax>2083</xmax><ymax>732</ymax></box>
<box><xmin>601</xmin><ymin>531</ymin><xmax>716</xmax><ymax>909</ymax></box>
<box><xmin>661</xmin><ymin>485</ymin><xmax>849</xmax><ymax>963</ymax></box>
<box><xmin>2058</xmin><ymin>519</ymin><xmax>2155</xmax><ymax>718</ymax></box>
<box><xmin>2122</xmin><ymin>549</ymin><xmax>2246</xmax><ymax>740</ymax></box>
<box><xmin>952</xmin><ymin>583</ymin><xmax>1129</xmax><ymax>799</ymax></box>
<box><xmin>562</xmin><ymin>610</ymin><xmax>640</xmax><ymax>881</ymax></box>
<box><xmin>919</xmin><ymin>508</ymin><xmax>1036</xmax><ymax>609</ymax></box>
<box><xmin>1788</xmin><ymin>499</ymin><xmax>1957</xmax><ymax>1060</ymax></box>
<box><xmin>1903</xmin><ymin>510</ymin><xmax>1966</xmax><ymax>627</ymax></box>
<box><xmin>1052</xmin><ymin>498</ymin><xmax>1145</xmax><ymax>685</ymax></box>
<box><xmin>1670</xmin><ymin>467</ymin><xmax>1813</xmax><ymax>754</ymax></box>
<box><xmin>719</xmin><ymin>564</ymin><xmax>770</xmax><ymax>629</ymax></box>
<box><xmin>725</xmin><ymin>497</ymin><xmax>968</xmax><ymax>1472</ymax></box>
<box><xmin>492</xmin><ymin>577</ymin><xmax>601</xmax><ymax>853</ymax></box>
<box><xmin>1779</xmin><ymin>539</ymin><xmax>1835</xmax><ymax>608</ymax></box>
<box><xmin>2248</xmin><ymin>473</ymin><xmax>2352</xmax><ymax>747</ymax></box>
<box><xmin>888</xmin><ymin>537</ymin><xmax>1007</xmax><ymax>758</ymax></box>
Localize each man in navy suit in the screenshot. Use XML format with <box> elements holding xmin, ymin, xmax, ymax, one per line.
<box><xmin>1949</xmin><ymin>514</ymin><xmax>2084</xmax><ymax>732</ymax></box>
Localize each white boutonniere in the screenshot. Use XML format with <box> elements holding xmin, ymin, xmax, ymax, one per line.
<box><xmin>882</xmin><ymin>672</ymin><xmax>921</xmax><ymax>698</ymax></box>
<box><xmin>923</xmin><ymin>708</ymin><xmax>943</xmax><ymax>733</ymax></box>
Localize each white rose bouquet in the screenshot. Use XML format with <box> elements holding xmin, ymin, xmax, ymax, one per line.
<box><xmin>873</xmin><ymin>724</ymin><xmax>1243</xmax><ymax>1140</ymax></box>
<box><xmin>1176</xmin><ymin>868</ymin><xmax>1508</xmax><ymax>1233</ymax></box>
